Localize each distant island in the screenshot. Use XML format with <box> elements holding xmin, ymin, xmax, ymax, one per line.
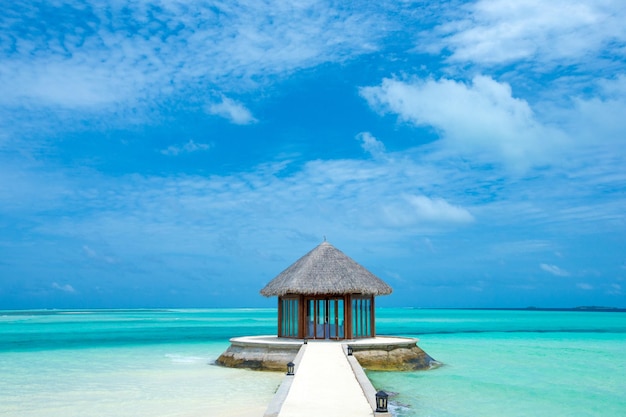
<box><xmin>414</xmin><ymin>306</ymin><xmax>626</xmax><ymax>312</ymax></box>
<box><xmin>472</xmin><ymin>306</ymin><xmax>626</xmax><ymax>312</ymax></box>
<box><xmin>526</xmin><ymin>306</ymin><xmax>626</xmax><ymax>312</ymax></box>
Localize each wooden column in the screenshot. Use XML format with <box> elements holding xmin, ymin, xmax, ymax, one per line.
<box><xmin>298</xmin><ymin>295</ymin><xmax>305</xmax><ymax>339</ymax></box>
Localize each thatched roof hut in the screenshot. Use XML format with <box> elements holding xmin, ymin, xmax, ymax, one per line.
<box><xmin>261</xmin><ymin>241</ymin><xmax>392</xmax><ymax>296</ymax></box>
<box><xmin>261</xmin><ymin>241</ymin><xmax>392</xmax><ymax>340</ymax></box>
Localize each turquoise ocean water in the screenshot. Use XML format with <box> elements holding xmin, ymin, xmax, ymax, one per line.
<box><xmin>1</xmin><ymin>308</ymin><xmax>625</xmax><ymax>417</ymax></box>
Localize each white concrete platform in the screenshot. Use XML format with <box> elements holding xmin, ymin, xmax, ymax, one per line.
<box><xmin>220</xmin><ymin>334</ymin><xmax>436</xmax><ymax>373</ymax></box>
<box><xmin>276</xmin><ymin>342</ymin><xmax>374</xmax><ymax>417</ymax></box>
<box><xmin>229</xmin><ymin>334</ymin><xmax>419</xmax><ymax>346</ymax></box>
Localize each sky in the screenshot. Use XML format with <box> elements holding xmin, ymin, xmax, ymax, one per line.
<box><xmin>1</xmin><ymin>0</ymin><xmax>625</xmax><ymax>309</ymax></box>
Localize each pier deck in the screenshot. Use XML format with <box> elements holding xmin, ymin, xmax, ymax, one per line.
<box><xmin>272</xmin><ymin>342</ymin><xmax>375</xmax><ymax>417</ymax></box>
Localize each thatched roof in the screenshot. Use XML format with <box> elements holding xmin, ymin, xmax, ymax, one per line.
<box><xmin>260</xmin><ymin>241</ymin><xmax>392</xmax><ymax>297</ymax></box>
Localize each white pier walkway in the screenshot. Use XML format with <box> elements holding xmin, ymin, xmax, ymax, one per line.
<box><xmin>275</xmin><ymin>342</ymin><xmax>374</xmax><ymax>417</ymax></box>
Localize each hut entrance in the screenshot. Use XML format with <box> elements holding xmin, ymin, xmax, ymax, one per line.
<box><xmin>305</xmin><ymin>297</ymin><xmax>345</xmax><ymax>339</ymax></box>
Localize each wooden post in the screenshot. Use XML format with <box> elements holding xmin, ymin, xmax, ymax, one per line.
<box><xmin>298</xmin><ymin>295</ymin><xmax>305</xmax><ymax>339</ymax></box>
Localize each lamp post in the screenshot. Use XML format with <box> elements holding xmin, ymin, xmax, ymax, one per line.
<box><xmin>375</xmin><ymin>390</ymin><xmax>388</xmax><ymax>413</ymax></box>
<box><xmin>347</xmin><ymin>345</ymin><xmax>353</xmax><ymax>356</ymax></box>
<box><xmin>286</xmin><ymin>361</ymin><xmax>295</xmax><ymax>376</ymax></box>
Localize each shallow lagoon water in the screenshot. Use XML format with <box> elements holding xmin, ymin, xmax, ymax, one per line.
<box><xmin>1</xmin><ymin>308</ymin><xmax>625</xmax><ymax>417</ymax></box>
<box><xmin>0</xmin><ymin>343</ymin><xmax>283</xmax><ymax>417</ymax></box>
<box><xmin>0</xmin><ymin>309</ymin><xmax>282</xmax><ymax>417</ymax></box>
<box><xmin>370</xmin><ymin>309</ymin><xmax>626</xmax><ymax>417</ymax></box>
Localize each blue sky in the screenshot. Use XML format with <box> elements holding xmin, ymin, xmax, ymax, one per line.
<box><xmin>1</xmin><ymin>0</ymin><xmax>625</xmax><ymax>309</ymax></box>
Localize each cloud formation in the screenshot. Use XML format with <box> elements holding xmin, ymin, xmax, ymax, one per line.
<box><xmin>52</xmin><ymin>282</ymin><xmax>76</xmax><ymax>293</ymax></box>
<box><xmin>380</xmin><ymin>195</ymin><xmax>474</xmax><ymax>228</ymax></box>
<box><xmin>405</xmin><ymin>195</ymin><xmax>474</xmax><ymax>224</ymax></box>
<box><xmin>0</xmin><ymin>0</ymin><xmax>384</xmax><ymax>114</ymax></box>
<box><xmin>161</xmin><ymin>140</ymin><xmax>212</xmax><ymax>156</ymax></box>
<box><xmin>83</xmin><ymin>245</ymin><xmax>116</xmax><ymax>265</ymax></box>
<box><xmin>207</xmin><ymin>96</ymin><xmax>257</xmax><ymax>125</ymax></box>
<box><xmin>430</xmin><ymin>0</ymin><xmax>626</xmax><ymax>70</ymax></box>
<box><xmin>607</xmin><ymin>284</ymin><xmax>622</xmax><ymax>295</ymax></box>
<box><xmin>356</xmin><ymin>132</ymin><xmax>386</xmax><ymax>158</ymax></box>
<box><xmin>540</xmin><ymin>263</ymin><xmax>570</xmax><ymax>277</ymax></box>
<box><xmin>361</xmin><ymin>75</ymin><xmax>565</xmax><ymax>169</ymax></box>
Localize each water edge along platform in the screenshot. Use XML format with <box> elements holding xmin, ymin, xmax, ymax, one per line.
<box><xmin>216</xmin><ymin>336</ymin><xmax>440</xmax><ymax>416</ymax></box>
<box><xmin>216</xmin><ymin>335</ymin><xmax>440</xmax><ymax>372</ymax></box>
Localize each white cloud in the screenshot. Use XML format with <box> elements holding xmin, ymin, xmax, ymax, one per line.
<box><xmin>431</xmin><ymin>0</ymin><xmax>626</xmax><ymax>69</ymax></box>
<box><xmin>356</xmin><ymin>132</ymin><xmax>386</xmax><ymax>158</ymax></box>
<box><xmin>0</xmin><ymin>61</ymin><xmax>127</xmax><ymax>108</ymax></box>
<box><xmin>381</xmin><ymin>195</ymin><xmax>474</xmax><ymax>227</ymax></box>
<box><xmin>52</xmin><ymin>282</ymin><xmax>76</xmax><ymax>293</ymax></box>
<box><xmin>407</xmin><ymin>195</ymin><xmax>474</xmax><ymax>223</ymax></box>
<box><xmin>576</xmin><ymin>283</ymin><xmax>593</xmax><ymax>290</ymax></box>
<box><xmin>207</xmin><ymin>96</ymin><xmax>257</xmax><ymax>125</ymax></box>
<box><xmin>361</xmin><ymin>75</ymin><xmax>566</xmax><ymax>169</ymax></box>
<box><xmin>540</xmin><ymin>263</ymin><xmax>570</xmax><ymax>277</ymax></box>
<box><xmin>607</xmin><ymin>283</ymin><xmax>622</xmax><ymax>295</ymax></box>
<box><xmin>4</xmin><ymin>150</ymin><xmax>479</xmax><ymax>267</ymax></box>
<box><xmin>0</xmin><ymin>0</ymin><xmax>385</xmax><ymax>113</ymax></box>
<box><xmin>161</xmin><ymin>140</ymin><xmax>212</xmax><ymax>156</ymax></box>
<box><xmin>561</xmin><ymin>76</ymin><xmax>626</xmax><ymax>145</ymax></box>
<box><xmin>82</xmin><ymin>245</ymin><xmax>116</xmax><ymax>265</ymax></box>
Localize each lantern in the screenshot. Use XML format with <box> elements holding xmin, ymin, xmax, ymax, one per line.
<box><xmin>347</xmin><ymin>345</ymin><xmax>353</xmax><ymax>356</ymax></box>
<box><xmin>286</xmin><ymin>361</ymin><xmax>295</xmax><ymax>376</ymax></box>
<box><xmin>375</xmin><ymin>390</ymin><xmax>388</xmax><ymax>413</ymax></box>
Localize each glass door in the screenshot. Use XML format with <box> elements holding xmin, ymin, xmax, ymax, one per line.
<box><xmin>305</xmin><ymin>298</ymin><xmax>345</xmax><ymax>339</ymax></box>
<box><xmin>306</xmin><ymin>299</ymin><xmax>315</xmax><ymax>339</ymax></box>
<box><xmin>316</xmin><ymin>299</ymin><xmax>326</xmax><ymax>338</ymax></box>
<box><xmin>328</xmin><ymin>298</ymin><xmax>345</xmax><ymax>339</ymax></box>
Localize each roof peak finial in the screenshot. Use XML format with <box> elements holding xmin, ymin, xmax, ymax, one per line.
<box><xmin>323</xmin><ymin>235</ymin><xmax>327</xmax><ymax>242</ymax></box>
